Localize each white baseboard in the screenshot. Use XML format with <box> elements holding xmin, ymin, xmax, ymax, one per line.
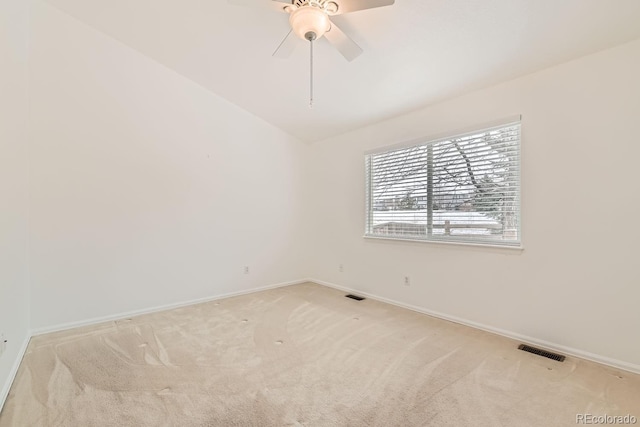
<box><xmin>0</xmin><ymin>334</ymin><xmax>31</xmax><ymax>414</ymax></box>
<box><xmin>31</xmin><ymin>279</ymin><xmax>308</xmax><ymax>336</ymax></box>
<box><xmin>309</xmin><ymin>278</ymin><xmax>640</xmax><ymax>376</ymax></box>
<box><xmin>16</xmin><ymin>275</ymin><xmax>639</xmax><ymax>411</ymax></box>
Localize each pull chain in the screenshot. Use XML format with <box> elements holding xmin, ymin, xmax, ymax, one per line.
<box><xmin>309</xmin><ymin>37</ymin><xmax>314</xmax><ymax>108</ymax></box>
<box><xmin>305</xmin><ymin>31</ymin><xmax>317</xmax><ymax>109</ymax></box>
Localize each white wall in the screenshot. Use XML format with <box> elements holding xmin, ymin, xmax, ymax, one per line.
<box><xmin>309</xmin><ymin>39</ymin><xmax>640</xmax><ymax>369</ymax></box>
<box><xmin>0</xmin><ymin>0</ymin><xmax>31</xmax><ymax>406</ymax></box>
<box><xmin>28</xmin><ymin>1</ymin><xmax>310</xmax><ymax>330</ymax></box>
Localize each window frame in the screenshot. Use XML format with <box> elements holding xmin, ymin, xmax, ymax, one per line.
<box><xmin>364</xmin><ymin>117</ymin><xmax>523</xmax><ymax>250</ymax></box>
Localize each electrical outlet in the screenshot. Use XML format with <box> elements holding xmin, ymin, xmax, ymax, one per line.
<box><xmin>403</xmin><ymin>276</ymin><xmax>411</xmax><ymax>286</ymax></box>
<box><xmin>243</xmin><ymin>266</ymin><xmax>250</xmax><ymax>274</ymax></box>
<box><xmin>339</xmin><ymin>264</ymin><xmax>344</xmax><ymax>273</ymax></box>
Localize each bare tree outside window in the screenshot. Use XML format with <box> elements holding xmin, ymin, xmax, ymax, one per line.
<box><xmin>365</xmin><ymin>123</ymin><xmax>521</xmax><ymax>246</ymax></box>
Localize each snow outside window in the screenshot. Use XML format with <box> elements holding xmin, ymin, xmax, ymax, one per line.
<box><xmin>365</xmin><ymin>121</ymin><xmax>521</xmax><ymax>248</ymax></box>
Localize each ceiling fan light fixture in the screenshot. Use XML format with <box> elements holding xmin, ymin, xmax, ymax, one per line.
<box><xmin>289</xmin><ymin>5</ymin><xmax>330</xmax><ymax>40</ymax></box>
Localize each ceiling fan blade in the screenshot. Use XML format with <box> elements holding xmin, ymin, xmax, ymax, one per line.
<box><xmin>324</xmin><ymin>21</ymin><xmax>363</xmax><ymax>61</ymax></box>
<box><xmin>330</xmin><ymin>0</ymin><xmax>395</xmax><ymax>15</ymax></box>
<box><xmin>228</xmin><ymin>0</ymin><xmax>291</xmax><ymax>13</ymax></box>
<box><xmin>273</xmin><ymin>29</ymin><xmax>298</xmax><ymax>58</ymax></box>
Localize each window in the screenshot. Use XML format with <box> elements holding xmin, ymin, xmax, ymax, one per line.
<box><xmin>365</xmin><ymin>120</ymin><xmax>521</xmax><ymax>247</ymax></box>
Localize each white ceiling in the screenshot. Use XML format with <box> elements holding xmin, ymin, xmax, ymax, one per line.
<box><xmin>43</xmin><ymin>0</ymin><xmax>640</xmax><ymax>142</ymax></box>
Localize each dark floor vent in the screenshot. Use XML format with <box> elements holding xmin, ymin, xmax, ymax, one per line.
<box><xmin>345</xmin><ymin>294</ymin><xmax>365</xmax><ymax>301</ymax></box>
<box><xmin>518</xmin><ymin>344</ymin><xmax>566</xmax><ymax>362</ymax></box>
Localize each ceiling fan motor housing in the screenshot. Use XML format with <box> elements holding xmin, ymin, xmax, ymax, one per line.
<box><xmin>293</xmin><ymin>0</ymin><xmax>330</xmax><ymax>8</ymax></box>
<box><xmin>300</xmin><ymin>0</ymin><xmax>339</xmax><ymax>14</ymax></box>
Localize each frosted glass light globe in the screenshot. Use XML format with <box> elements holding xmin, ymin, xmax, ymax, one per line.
<box><xmin>289</xmin><ymin>6</ymin><xmax>330</xmax><ymax>40</ymax></box>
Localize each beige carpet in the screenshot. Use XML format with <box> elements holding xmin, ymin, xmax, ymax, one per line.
<box><xmin>1</xmin><ymin>282</ymin><xmax>638</xmax><ymax>426</ymax></box>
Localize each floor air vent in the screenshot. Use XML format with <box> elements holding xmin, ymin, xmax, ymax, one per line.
<box><xmin>345</xmin><ymin>294</ymin><xmax>365</xmax><ymax>301</ymax></box>
<box><xmin>518</xmin><ymin>344</ymin><xmax>566</xmax><ymax>362</ymax></box>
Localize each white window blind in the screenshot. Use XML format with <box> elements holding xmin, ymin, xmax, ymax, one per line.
<box><xmin>365</xmin><ymin>121</ymin><xmax>521</xmax><ymax>247</ymax></box>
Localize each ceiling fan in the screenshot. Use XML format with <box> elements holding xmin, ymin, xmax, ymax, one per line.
<box><xmin>230</xmin><ymin>0</ymin><xmax>395</xmax><ymax>106</ymax></box>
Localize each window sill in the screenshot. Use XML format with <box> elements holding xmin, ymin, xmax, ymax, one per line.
<box><xmin>363</xmin><ymin>234</ymin><xmax>524</xmax><ymax>251</ymax></box>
